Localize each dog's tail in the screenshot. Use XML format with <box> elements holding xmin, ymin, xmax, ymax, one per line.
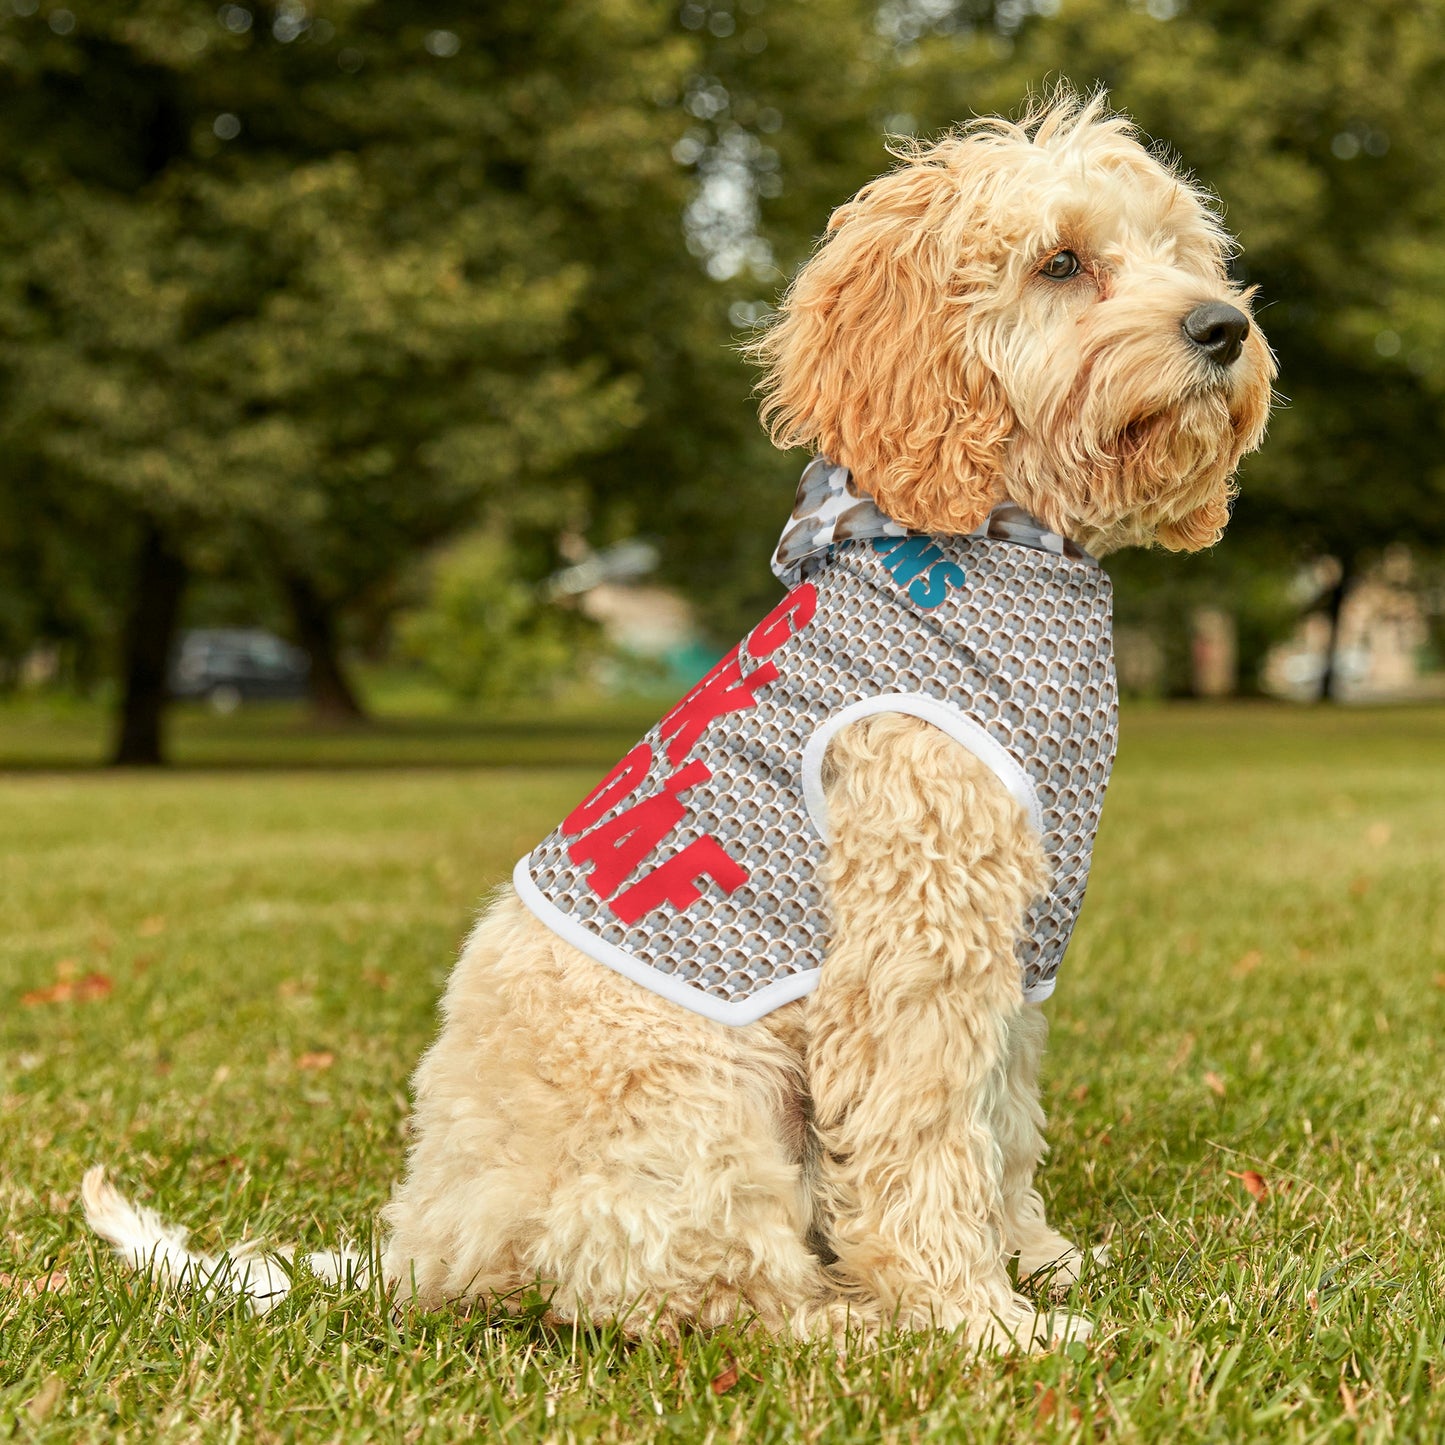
<box><xmin>81</xmin><ymin>1165</ymin><xmax>368</xmax><ymax>1315</ymax></box>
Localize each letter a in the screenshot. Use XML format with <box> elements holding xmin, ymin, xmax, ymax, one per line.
<box><xmin>567</xmin><ymin>760</ymin><xmax>710</xmax><ymax>900</ymax></box>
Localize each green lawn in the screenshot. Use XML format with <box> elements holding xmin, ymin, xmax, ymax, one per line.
<box><xmin>2</xmin><ymin>703</ymin><xmax>1443</xmax><ymax>1442</ymax></box>
<box><xmin>0</xmin><ymin>687</ymin><xmax>670</xmax><ymax>772</ymax></box>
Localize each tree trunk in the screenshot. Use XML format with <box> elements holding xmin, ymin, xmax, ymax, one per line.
<box><xmin>283</xmin><ymin>572</ymin><xmax>366</xmax><ymax>724</ymax></box>
<box><xmin>111</xmin><ymin>521</ymin><xmax>187</xmax><ymax>766</ymax></box>
<box><xmin>1317</xmin><ymin>555</ymin><xmax>1355</xmax><ymax>703</ymax></box>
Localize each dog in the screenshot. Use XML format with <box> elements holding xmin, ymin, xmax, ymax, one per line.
<box><xmin>85</xmin><ymin>89</ymin><xmax>1273</xmax><ymax>1351</ymax></box>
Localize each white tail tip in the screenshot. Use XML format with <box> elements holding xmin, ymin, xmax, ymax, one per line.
<box><xmin>81</xmin><ymin>1166</ymin><xmax>368</xmax><ymax>1315</ymax></box>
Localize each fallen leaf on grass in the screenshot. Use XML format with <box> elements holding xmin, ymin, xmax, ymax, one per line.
<box><xmin>1167</xmin><ymin>1034</ymin><xmax>1196</xmax><ymax>1073</ymax></box>
<box><xmin>137</xmin><ymin>915</ymin><xmax>167</xmax><ymax>937</ymax></box>
<box><xmin>21</xmin><ymin>973</ymin><xmax>113</xmax><ymax>1007</ymax></box>
<box><xmin>1228</xmin><ymin>1169</ymin><xmax>1269</xmax><ymax>1201</ymax></box>
<box><xmin>0</xmin><ymin>1268</ymin><xmax>69</xmax><ymax>1298</ymax></box>
<box><xmin>1070</xmin><ymin>1083</ymin><xmax>1089</xmax><ymax>1103</ymax></box>
<box><xmin>1348</xmin><ymin>876</ymin><xmax>1372</xmax><ymax>899</ymax></box>
<box><xmin>21</xmin><ymin>982</ymin><xmax>67</xmax><ymax>1007</ymax></box>
<box><xmin>1433</xmin><ymin>973</ymin><xmax>1445</xmax><ymax>990</ymax></box>
<box><xmin>296</xmin><ymin>1051</ymin><xmax>334</xmax><ymax>1072</ymax></box>
<box><xmin>1034</xmin><ymin>1385</ymin><xmax>1084</xmax><ymax>1428</ymax></box>
<box><xmin>1034</xmin><ymin>1386</ymin><xmax>1058</xmax><ymax>1425</ymax></box>
<box><xmin>710</xmin><ymin>1358</ymin><xmax>739</xmax><ymax>1396</ymax></box>
<box><xmin>1364</xmin><ymin>822</ymin><xmax>1391</xmax><ymax>849</ymax></box>
<box><xmin>361</xmin><ymin>969</ymin><xmax>394</xmax><ymax>992</ymax></box>
<box><xmin>1232</xmin><ymin>950</ymin><xmax>1263</xmax><ymax>977</ymax></box>
<box><xmin>1203</xmin><ymin>1071</ymin><xmax>1227</xmax><ymax>1098</ymax></box>
<box><xmin>27</xmin><ymin>1374</ymin><xmax>64</xmax><ymax>1423</ymax></box>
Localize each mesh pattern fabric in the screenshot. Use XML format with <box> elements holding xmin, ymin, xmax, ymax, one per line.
<box><xmin>514</xmin><ymin>518</ymin><xmax>1118</xmax><ymax>1026</ymax></box>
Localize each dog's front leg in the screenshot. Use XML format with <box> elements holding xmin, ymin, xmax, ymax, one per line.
<box><xmin>994</xmin><ymin>1005</ymin><xmax>1098</xmax><ymax>1290</ymax></box>
<box><xmin>806</xmin><ymin>712</ymin><xmax>1088</xmax><ymax>1349</ymax></box>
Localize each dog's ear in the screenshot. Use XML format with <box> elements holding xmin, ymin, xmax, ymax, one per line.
<box><xmin>750</xmin><ymin>150</ymin><xmax>1012</xmax><ymax>534</ymax></box>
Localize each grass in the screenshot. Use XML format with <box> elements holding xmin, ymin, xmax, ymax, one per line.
<box><xmin>0</xmin><ymin>685</ymin><xmax>670</xmax><ymax>771</ymax></box>
<box><xmin>1</xmin><ymin>700</ymin><xmax>1443</xmax><ymax>1442</ymax></box>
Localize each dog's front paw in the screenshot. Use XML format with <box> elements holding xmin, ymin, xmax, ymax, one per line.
<box><xmin>970</xmin><ymin>1296</ymin><xmax>1093</xmax><ymax>1353</ymax></box>
<box><xmin>1017</xmin><ymin>1239</ymin><xmax>1110</xmax><ymax>1295</ymax></box>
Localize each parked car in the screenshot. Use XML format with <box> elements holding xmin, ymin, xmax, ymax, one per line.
<box><xmin>169</xmin><ymin>629</ymin><xmax>310</xmax><ymax>712</ymax></box>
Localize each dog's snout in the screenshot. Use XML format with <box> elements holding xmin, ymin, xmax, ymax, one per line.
<box><xmin>1182</xmin><ymin>302</ymin><xmax>1250</xmax><ymax>367</ymax></box>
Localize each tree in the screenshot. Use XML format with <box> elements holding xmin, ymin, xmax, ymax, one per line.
<box><xmin>524</xmin><ymin>0</ymin><xmax>890</xmax><ymax>640</ymax></box>
<box><xmin>0</xmin><ymin>1</ymin><xmax>691</xmax><ymax>759</ymax></box>
<box><xmin>13</xmin><ymin>0</ymin><xmax>1440</xmax><ymax>737</ymax></box>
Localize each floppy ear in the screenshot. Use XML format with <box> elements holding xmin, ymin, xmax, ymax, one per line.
<box><xmin>750</xmin><ymin>149</ymin><xmax>1013</xmax><ymax>534</ymax></box>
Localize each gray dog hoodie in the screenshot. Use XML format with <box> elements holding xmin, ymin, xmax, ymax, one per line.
<box><xmin>514</xmin><ymin>457</ymin><xmax>1119</xmax><ymax>1025</ymax></box>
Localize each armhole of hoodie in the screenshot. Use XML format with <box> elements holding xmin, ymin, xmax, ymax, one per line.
<box><xmin>799</xmin><ymin>693</ymin><xmax>1043</xmax><ymax>843</ymax></box>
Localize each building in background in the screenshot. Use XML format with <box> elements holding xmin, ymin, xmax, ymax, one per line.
<box><xmin>1263</xmin><ymin>549</ymin><xmax>1440</xmax><ymax>701</ymax></box>
<box><xmin>548</xmin><ymin>541</ymin><xmax>718</xmax><ymax>690</ymax></box>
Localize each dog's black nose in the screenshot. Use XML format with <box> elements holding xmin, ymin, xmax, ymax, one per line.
<box><xmin>1182</xmin><ymin>302</ymin><xmax>1250</xmax><ymax>367</ymax></box>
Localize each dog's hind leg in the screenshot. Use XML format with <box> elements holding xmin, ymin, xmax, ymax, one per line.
<box><xmin>804</xmin><ymin>713</ymin><xmax>1090</xmax><ymax>1350</ymax></box>
<box><xmin>517</xmin><ymin>988</ymin><xmax>833</xmax><ymax>1340</ymax></box>
<box><xmin>382</xmin><ymin>893</ymin><xmax>833</xmax><ymax>1339</ymax></box>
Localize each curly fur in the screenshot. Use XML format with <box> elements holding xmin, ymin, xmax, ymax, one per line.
<box><xmin>85</xmin><ymin>88</ymin><xmax>1272</xmax><ymax>1354</ymax></box>
<box><xmin>750</xmin><ymin>90</ymin><xmax>1273</xmax><ymax>552</ymax></box>
<box><xmin>379</xmin><ymin>718</ymin><xmax>1087</xmax><ymax>1349</ymax></box>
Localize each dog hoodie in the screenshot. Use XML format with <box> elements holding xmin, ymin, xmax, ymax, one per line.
<box><xmin>513</xmin><ymin>457</ymin><xmax>1118</xmax><ymax>1025</ymax></box>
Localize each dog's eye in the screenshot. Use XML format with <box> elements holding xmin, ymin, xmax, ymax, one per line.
<box><xmin>1041</xmin><ymin>250</ymin><xmax>1081</xmax><ymax>280</ymax></box>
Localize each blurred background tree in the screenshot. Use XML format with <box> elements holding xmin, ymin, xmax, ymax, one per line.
<box><xmin>2</xmin><ymin>0</ymin><xmax>1443</xmax><ymax>761</ymax></box>
<box><xmin>891</xmin><ymin>0</ymin><xmax>1445</xmax><ymax>694</ymax></box>
<box><xmin>396</xmin><ymin>531</ymin><xmax>591</xmax><ymax>705</ymax></box>
<box><xmin>0</xmin><ymin>0</ymin><xmax>688</xmax><ymax>758</ymax></box>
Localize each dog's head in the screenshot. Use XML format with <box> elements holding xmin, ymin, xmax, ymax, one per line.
<box><xmin>752</xmin><ymin>90</ymin><xmax>1275</xmax><ymax>555</ymax></box>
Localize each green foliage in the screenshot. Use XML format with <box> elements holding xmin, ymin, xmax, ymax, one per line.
<box><xmin>1106</xmin><ymin>541</ymin><xmax>1304</xmax><ymax>695</ymax></box>
<box><xmin>0</xmin><ymin>3</ymin><xmax>683</xmax><ymax>589</ymax></box>
<box><xmin>0</xmin><ymin>0</ymin><xmax>889</xmax><ymax>676</ymax></box>
<box><xmin>892</xmin><ymin>0</ymin><xmax>1445</xmax><ymax>674</ymax></box>
<box><xmin>397</xmin><ymin>533</ymin><xmax>593</xmax><ymax>704</ymax></box>
<box><xmin>2</xmin><ymin>703</ymin><xmax>1444</xmax><ymax>1438</ymax></box>
<box><xmin>4</xmin><ymin>0</ymin><xmax>1445</xmax><ymax>698</ymax></box>
<box><xmin>0</xmin><ymin>461</ymin><xmax>133</xmax><ymax>689</ymax></box>
<box><xmin>547</xmin><ymin>0</ymin><xmax>886</xmax><ymax>640</ymax></box>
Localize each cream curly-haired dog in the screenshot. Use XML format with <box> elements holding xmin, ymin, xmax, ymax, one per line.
<box><xmin>85</xmin><ymin>92</ymin><xmax>1273</xmax><ymax>1350</ymax></box>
